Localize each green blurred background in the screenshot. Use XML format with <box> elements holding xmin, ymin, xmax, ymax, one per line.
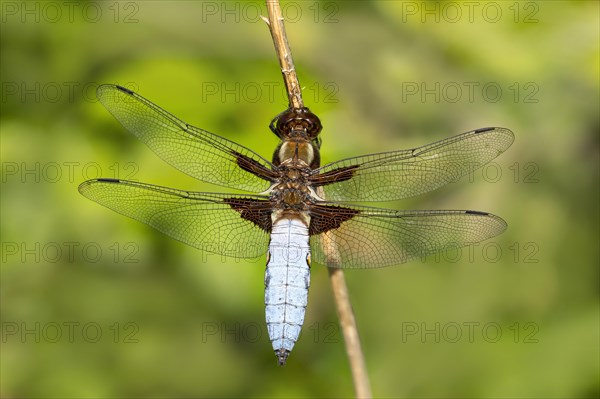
<box><xmin>1</xmin><ymin>1</ymin><xmax>598</xmax><ymax>397</ymax></box>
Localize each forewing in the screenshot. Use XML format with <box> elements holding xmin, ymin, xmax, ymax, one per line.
<box><xmin>311</xmin><ymin>127</ymin><xmax>514</xmax><ymax>202</ymax></box>
<box><xmin>309</xmin><ymin>203</ymin><xmax>507</xmax><ymax>268</ymax></box>
<box><xmin>96</xmin><ymin>84</ymin><xmax>276</xmax><ymax>192</ymax></box>
<box><xmin>79</xmin><ymin>179</ymin><xmax>271</xmax><ymax>258</ymax></box>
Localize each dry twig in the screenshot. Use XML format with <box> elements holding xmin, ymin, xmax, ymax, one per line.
<box><xmin>263</xmin><ymin>1</ymin><xmax>303</xmax><ymax>109</ymax></box>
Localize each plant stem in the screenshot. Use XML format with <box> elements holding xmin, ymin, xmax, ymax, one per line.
<box><xmin>264</xmin><ymin>0</ymin><xmax>303</xmax><ymax>109</ymax></box>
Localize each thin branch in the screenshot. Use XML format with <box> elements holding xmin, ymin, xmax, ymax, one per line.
<box><xmin>264</xmin><ymin>0</ymin><xmax>303</xmax><ymax>109</ymax></box>
<box><xmin>318</xmin><ymin>215</ymin><xmax>372</xmax><ymax>399</ymax></box>
<box><xmin>328</xmin><ymin>267</ymin><xmax>373</xmax><ymax>399</ymax></box>
<box><xmin>264</xmin><ymin>2</ymin><xmax>372</xmax><ymax>398</ymax></box>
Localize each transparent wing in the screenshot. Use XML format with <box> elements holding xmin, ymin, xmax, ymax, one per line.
<box><xmin>79</xmin><ymin>179</ymin><xmax>271</xmax><ymax>258</ymax></box>
<box><xmin>311</xmin><ymin>127</ymin><xmax>514</xmax><ymax>202</ymax></box>
<box><xmin>96</xmin><ymin>84</ymin><xmax>276</xmax><ymax>193</ymax></box>
<box><xmin>309</xmin><ymin>203</ymin><xmax>507</xmax><ymax>268</ymax></box>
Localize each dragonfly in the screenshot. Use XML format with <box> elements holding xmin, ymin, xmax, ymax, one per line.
<box><xmin>79</xmin><ymin>84</ymin><xmax>514</xmax><ymax>365</ymax></box>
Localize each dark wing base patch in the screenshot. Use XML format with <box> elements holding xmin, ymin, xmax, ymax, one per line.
<box><xmin>309</xmin><ymin>204</ymin><xmax>360</xmax><ymax>235</ymax></box>
<box><xmin>309</xmin><ymin>165</ymin><xmax>359</xmax><ymax>187</ymax></box>
<box><xmin>224</xmin><ymin>198</ymin><xmax>273</xmax><ymax>233</ymax></box>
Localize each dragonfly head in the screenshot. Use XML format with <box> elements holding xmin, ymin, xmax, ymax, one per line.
<box><xmin>273</xmin><ymin>107</ymin><xmax>322</xmax><ymax>141</ymax></box>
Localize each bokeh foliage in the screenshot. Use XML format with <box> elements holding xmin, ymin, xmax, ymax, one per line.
<box><xmin>1</xmin><ymin>1</ymin><xmax>598</xmax><ymax>398</ymax></box>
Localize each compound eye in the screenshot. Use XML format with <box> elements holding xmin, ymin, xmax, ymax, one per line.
<box><xmin>305</xmin><ymin>112</ymin><xmax>322</xmax><ymax>138</ymax></box>
<box><xmin>275</xmin><ymin>111</ymin><xmax>296</xmax><ymax>135</ymax></box>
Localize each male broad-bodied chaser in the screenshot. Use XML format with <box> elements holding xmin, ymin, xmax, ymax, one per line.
<box><xmin>79</xmin><ymin>84</ymin><xmax>514</xmax><ymax>365</ymax></box>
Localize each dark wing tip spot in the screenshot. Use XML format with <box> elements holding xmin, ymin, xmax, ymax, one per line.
<box><xmin>115</xmin><ymin>85</ymin><xmax>134</xmax><ymax>95</ymax></box>
<box><xmin>474</xmin><ymin>127</ymin><xmax>495</xmax><ymax>134</ymax></box>
<box><xmin>465</xmin><ymin>210</ymin><xmax>489</xmax><ymax>216</ymax></box>
<box><xmin>97</xmin><ymin>178</ymin><xmax>121</xmax><ymax>183</ymax></box>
